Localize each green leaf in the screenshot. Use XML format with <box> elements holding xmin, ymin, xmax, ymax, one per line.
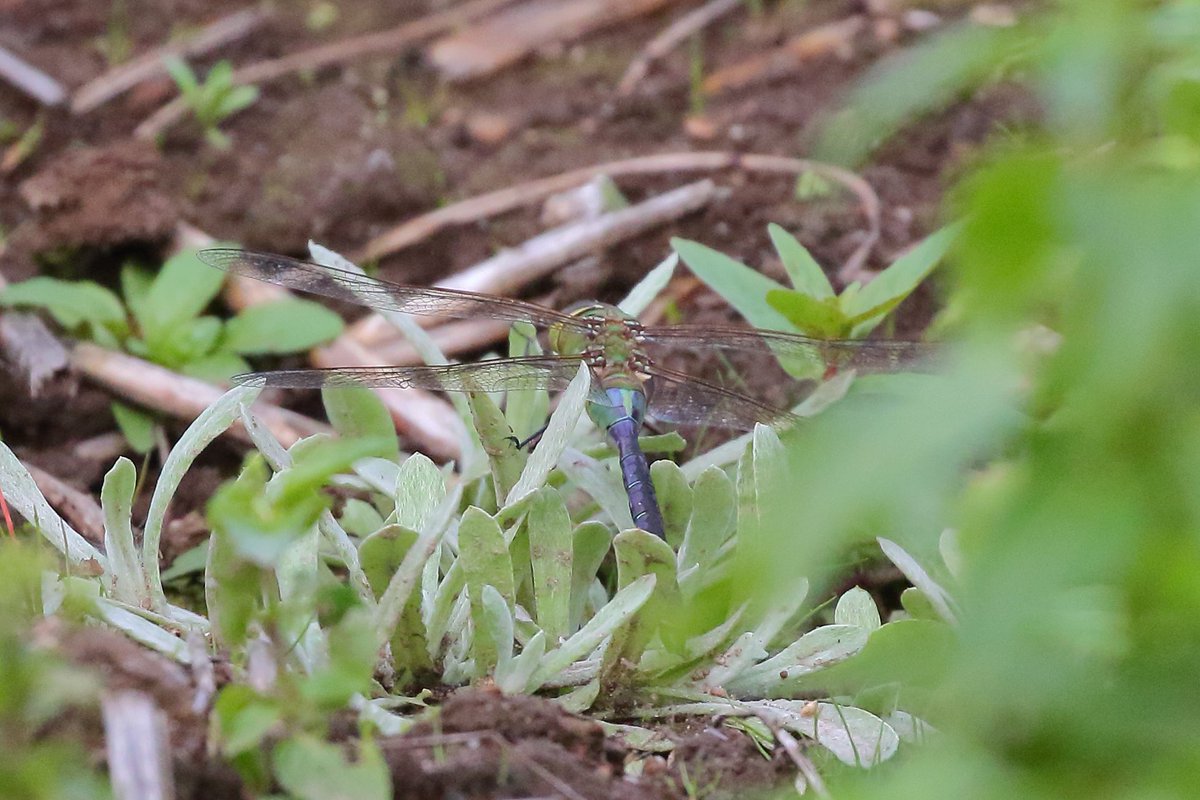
<box><xmin>213</xmin><ymin>685</ymin><xmax>282</xmax><ymax>756</ymax></box>
<box><xmin>613</xmin><ymin>529</ymin><xmax>685</xmax><ymax>656</ymax></box>
<box><xmin>672</xmin><ymin>237</ymin><xmax>794</xmax><ymax>331</ymax></box>
<box><xmin>147</xmin><ymin>314</ymin><xmax>223</xmax><ymax>368</ymax></box>
<box><xmin>208</xmin><ymin>459</ymin><xmax>327</xmax><ymax>568</ymax></box>
<box><xmin>140</xmin><ymin>249</ymin><xmax>226</xmax><ymax>337</ymax></box>
<box><xmin>0</xmin><ymin>277</ymin><xmax>127</xmax><ymax>334</ymax></box>
<box><xmin>768</xmin><ymin>224</ymin><xmax>834</xmax><ymax>298</ymax></box>
<box><xmin>164</xmin><ymin>56</ymin><xmax>199</xmax><ymax>98</ymax></box>
<box><xmin>216</xmin><ymin>84</ymin><xmax>259</xmax><ymax>118</ymax></box>
<box><xmin>273</xmin><ymin>735</ymin><xmax>390</xmax><ymax>800</ymax></box>
<box><xmin>393</xmin><ymin>453</ymin><xmax>446</xmax><ymax>531</ymax></box>
<box><xmin>569</xmin><ymin>521</ymin><xmax>611</xmax><ymax>631</ymax></box>
<box><xmin>814</xmin><ymin>22</ymin><xmax>1016</xmax><ymax>166</ymax></box>
<box><xmin>223</xmin><ymin>299</ymin><xmax>343</xmax><ymax>355</ymax></box>
<box><xmin>111</xmin><ymin>401</ymin><xmax>156</xmax><ymax>454</ymax></box>
<box><xmin>843</xmin><ymin>223</ymin><xmax>961</xmax><ymax>336</ymax></box>
<box><xmin>618</xmin><ymin>252</ymin><xmax>678</xmax><ymax>317</ymax></box>
<box><xmin>765</xmin><ymin>289</ymin><xmax>850</xmax><ymax>339</ymax></box>
<box><xmin>677</xmin><ymin>466</ymin><xmax>736</xmax><ymax>592</ymax></box>
<box><xmin>301</xmin><ymin>609</ymin><xmax>378</xmax><ymax>709</ymax></box>
<box><xmin>179</xmin><ymin>351</ymin><xmax>251</xmax><ymax>383</ymax></box>
<box><xmin>120</xmin><ymin>262</ymin><xmax>154</xmax><ymax>324</ymax></box>
<box><xmin>322</xmin><ymin>388</ymin><xmax>399</xmax><ymax>462</ymax></box>
<box><xmin>468</xmin><ymin>390</ymin><xmax>526</xmax><ymax>502</ymax></box>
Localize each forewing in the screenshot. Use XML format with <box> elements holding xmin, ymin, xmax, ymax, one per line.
<box><xmin>199</xmin><ymin>249</ymin><xmax>584</xmax><ymax>329</ymax></box>
<box><xmin>233</xmin><ymin>355</ymin><xmax>586</xmax><ymax>393</ymax></box>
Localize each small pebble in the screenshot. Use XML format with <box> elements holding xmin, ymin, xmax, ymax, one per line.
<box><xmin>465</xmin><ymin>111</ymin><xmax>514</xmax><ymax>146</ymax></box>
<box><xmin>683</xmin><ymin>115</ymin><xmax>718</xmax><ymax>141</ymax></box>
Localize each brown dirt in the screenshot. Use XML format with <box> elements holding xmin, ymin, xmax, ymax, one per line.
<box><xmin>387</xmin><ymin>687</ymin><xmax>675</xmax><ymax>800</ymax></box>
<box><xmin>1</xmin><ymin>0</ymin><xmax>1034</xmax><ymax>795</ymax></box>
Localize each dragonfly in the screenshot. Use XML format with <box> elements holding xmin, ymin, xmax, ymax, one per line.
<box><xmin>198</xmin><ymin>249</ymin><xmax>933</xmax><ymax>540</ymax></box>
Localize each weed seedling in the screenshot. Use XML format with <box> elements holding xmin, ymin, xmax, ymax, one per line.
<box><xmin>164</xmin><ymin>57</ymin><xmax>259</xmax><ymax>149</ymax></box>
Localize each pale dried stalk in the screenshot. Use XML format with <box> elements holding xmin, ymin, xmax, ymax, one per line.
<box><xmin>345</xmin><ymin>179</ymin><xmax>718</xmax><ymax>348</ymax></box>
<box><xmin>70</xmin><ymin>342</ymin><xmax>330</xmax><ymax>447</ymax></box>
<box><xmin>0</xmin><ymin>45</ymin><xmax>67</xmax><ymax>106</ymax></box>
<box><xmin>617</xmin><ymin>0</ymin><xmax>744</xmax><ymax>95</ymax></box>
<box><xmin>134</xmin><ymin>0</ymin><xmax>514</xmax><ymax>140</ymax></box>
<box><xmin>428</xmin><ymin>0</ymin><xmax>683</xmax><ymax>81</ymax></box>
<box><xmin>359</xmin><ymin>150</ymin><xmax>882</xmax><ymax>278</ymax></box>
<box><xmin>72</xmin><ymin>6</ymin><xmax>272</xmax><ymax>114</ymax></box>
<box><xmin>702</xmin><ymin>16</ymin><xmax>866</xmax><ymax>95</ymax></box>
<box><xmin>102</xmin><ymin>691</ymin><xmax>174</xmax><ymax>800</ymax></box>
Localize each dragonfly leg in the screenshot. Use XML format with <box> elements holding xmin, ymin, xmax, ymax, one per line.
<box><xmin>514</xmin><ymin>423</ymin><xmax>550</xmax><ymax>451</ymax></box>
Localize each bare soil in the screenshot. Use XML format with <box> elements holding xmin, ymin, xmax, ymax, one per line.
<box><xmin>0</xmin><ymin>0</ymin><xmax>1032</xmax><ymax>796</ymax></box>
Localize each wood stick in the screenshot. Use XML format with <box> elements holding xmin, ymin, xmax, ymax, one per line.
<box><xmin>0</xmin><ymin>45</ymin><xmax>67</xmax><ymax>106</ymax></box>
<box><xmin>427</xmin><ymin>0</ymin><xmax>683</xmax><ymax>81</ymax></box>
<box><xmin>69</xmin><ymin>342</ymin><xmax>330</xmax><ymax>448</ymax></box>
<box><xmin>134</xmin><ymin>0</ymin><xmax>514</xmax><ymax>140</ymax></box>
<box><xmin>345</xmin><ymin>178</ymin><xmax>717</xmax><ymax>347</ymax></box>
<box><xmin>617</xmin><ymin>0</ymin><xmax>744</xmax><ymax>95</ymax></box>
<box><xmin>72</xmin><ymin>6</ymin><xmax>272</xmax><ymax>114</ymax></box>
<box><xmin>358</xmin><ymin>150</ymin><xmax>882</xmax><ymax>279</ymax></box>
<box><xmin>702</xmin><ymin>16</ymin><xmax>866</xmax><ymax>96</ymax></box>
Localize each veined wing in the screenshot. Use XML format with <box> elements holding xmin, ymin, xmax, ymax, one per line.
<box><xmin>644</xmin><ymin>363</ymin><xmax>798</xmax><ymax>432</ymax></box>
<box><xmin>233</xmin><ymin>354</ymin><xmax>586</xmax><ymax>392</ymax></box>
<box><xmin>639</xmin><ymin>324</ymin><xmax>936</xmax><ymax>373</ymax></box>
<box><xmin>199</xmin><ymin>249</ymin><xmax>587</xmax><ymax>331</ymax></box>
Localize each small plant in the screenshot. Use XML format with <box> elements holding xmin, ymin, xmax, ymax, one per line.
<box><xmin>672</xmin><ymin>223</ymin><xmax>955</xmax><ymax>379</ymax></box>
<box><xmin>164</xmin><ymin>57</ymin><xmax>259</xmax><ymax>149</ymax></box>
<box><xmin>0</xmin><ymin>248</ymin><xmax>343</xmax><ymax>451</ymax></box>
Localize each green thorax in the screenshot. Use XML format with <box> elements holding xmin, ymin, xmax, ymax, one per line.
<box><xmin>548</xmin><ymin>303</ymin><xmax>653</xmax><ymax>429</ymax></box>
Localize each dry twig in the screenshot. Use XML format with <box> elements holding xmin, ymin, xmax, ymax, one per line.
<box><xmin>134</xmin><ymin>0</ymin><xmax>514</xmax><ymax>140</ymax></box>
<box><xmin>617</xmin><ymin>0</ymin><xmax>744</xmax><ymax>95</ymax></box>
<box><xmin>345</xmin><ymin>179</ymin><xmax>717</xmax><ymax>348</ymax></box>
<box><xmin>0</xmin><ymin>45</ymin><xmax>67</xmax><ymax>106</ymax></box>
<box><xmin>359</xmin><ymin>150</ymin><xmax>882</xmax><ymax>279</ymax></box>
<box><xmin>69</xmin><ymin>342</ymin><xmax>330</xmax><ymax>448</ymax></box>
<box><xmin>72</xmin><ymin>6</ymin><xmax>272</xmax><ymax>114</ymax></box>
<box><xmin>427</xmin><ymin>0</ymin><xmax>683</xmax><ymax>81</ymax></box>
<box><xmin>702</xmin><ymin>15</ymin><xmax>865</xmax><ymax>96</ymax></box>
<box><xmin>102</xmin><ymin>691</ymin><xmax>175</xmax><ymax>800</ymax></box>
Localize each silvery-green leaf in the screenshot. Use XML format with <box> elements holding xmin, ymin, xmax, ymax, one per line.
<box><xmin>834</xmin><ymin>587</ymin><xmax>882</xmax><ymax>630</ymax></box>
<box><xmin>559</xmin><ymin>448</ymin><xmax>632</xmax><ymax>530</ymax></box>
<box><xmin>618</xmin><ymin>252</ymin><xmax>678</xmax><ymax>316</ymax></box>
<box><xmin>701</xmin><ymin>581</ymin><xmax>808</xmax><ymax>690</ymax></box>
<box><xmin>481</xmin><ymin>584</ymin><xmax>515</xmax><ymax>673</ymax></box>
<box><xmin>143</xmin><ymin>385</ymin><xmax>261</xmax><ymax>608</ymax></box>
<box><xmin>650</xmin><ymin>460</ymin><xmax>691</xmax><ymax>549</ymax></box>
<box><xmin>726</xmin><ymin>625</ymin><xmax>869</xmax><ymax>695</ymax></box>
<box><xmin>498</xmin><ymin>630</ymin><xmax>545</xmax><ymax>694</ymax></box>
<box><xmin>569</xmin><ymin>521</ymin><xmax>612</xmax><ymax>632</ymax></box>
<box><xmin>755</xmin><ymin>700</ymin><xmax>900</xmax><ymax>766</ymax></box>
<box><xmin>555</xmin><ymin>678</ymin><xmax>600</xmax><ymax>713</ymax></box>
<box><xmin>883</xmin><ymin>709</ymin><xmax>936</xmax><ymax>743</ymax></box>
<box><xmin>94</xmin><ymin>599</ymin><xmax>190</xmax><ymax>663</ymax></box>
<box><xmin>878</xmin><ymin>537</ymin><xmax>957</xmax><ymax>624</ymax></box>
<box><xmin>599</xmin><ymin>722</ymin><xmax>675</xmax><ymax>753</ymax></box>
<box><xmin>507</xmin><ymin>364</ymin><xmax>590</xmax><ymax>506</ymax></box>
<box><xmin>101</xmin><ymin>458</ymin><xmax>146</xmax><ymax>606</ymax></box>
<box><xmin>939</xmin><ymin>528</ymin><xmax>963</xmax><ymax>581</ymax></box>
<box><xmin>528</xmin><ymin>489</ymin><xmax>573</xmax><ymax>642</ymax></box>
<box><xmin>374</xmin><ymin>486</ymin><xmax>460</xmax><ymax>647</ymax></box>
<box><xmin>352</xmin><ymin>457</ymin><xmax>401</xmax><ymax>496</ymax></box>
<box><xmin>531</xmin><ymin>573</ymin><xmax>656</xmax><ymax>686</ymax></box>
<box><xmin>395</xmin><ymin>453</ymin><xmax>446</xmax><ymax>531</ymax></box>
<box><xmin>678</xmin><ymin>466</ymin><xmax>736</xmax><ymax>590</ymax></box>
<box><xmin>0</xmin><ymin>436</ymin><xmax>106</xmax><ymax>570</ymax></box>
<box><xmin>459</xmin><ymin>507</ymin><xmax>515</xmax><ymax>671</ymax></box>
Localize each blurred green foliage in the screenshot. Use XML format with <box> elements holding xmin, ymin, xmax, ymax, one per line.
<box><xmin>748</xmin><ymin>0</ymin><xmax>1200</xmax><ymax>796</ymax></box>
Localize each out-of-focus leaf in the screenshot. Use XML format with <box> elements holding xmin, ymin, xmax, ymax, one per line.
<box><xmin>111</xmin><ymin>401</ymin><xmax>156</xmax><ymax>454</ymax></box>
<box><xmin>323</xmin><ymin>388</ymin><xmax>399</xmax><ymax>462</ymax></box>
<box><xmin>768</xmin><ymin>224</ymin><xmax>834</xmax><ymax>298</ymax></box>
<box><xmin>223</xmin><ymin>299</ymin><xmax>343</xmax><ymax>355</ymax></box>
<box><xmin>273</xmin><ymin>735</ymin><xmax>390</xmax><ymax>800</ymax></box>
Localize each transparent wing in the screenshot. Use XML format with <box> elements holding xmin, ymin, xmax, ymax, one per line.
<box><xmin>233</xmin><ymin>355</ymin><xmax>586</xmax><ymax>392</ymax></box>
<box><xmin>199</xmin><ymin>249</ymin><xmax>588</xmax><ymax>330</ymax></box>
<box><xmin>639</xmin><ymin>324</ymin><xmax>936</xmax><ymax>373</ymax></box>
<box><xmin>644</xmin><ymin>363</ymin><xmax>798</xmax><ymax>432</ymax></box>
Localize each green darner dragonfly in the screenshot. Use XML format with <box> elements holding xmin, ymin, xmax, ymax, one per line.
<box><xmin>199</xmin><ymin>249</ymin><xmax>933</xmax><ymax>539</ymax></box>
